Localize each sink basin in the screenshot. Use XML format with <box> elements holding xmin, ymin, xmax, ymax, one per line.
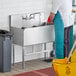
<box><xmin>11</xmin><ymin>25</ymin><xmax>55</xmax><ymax>46</ymax></box>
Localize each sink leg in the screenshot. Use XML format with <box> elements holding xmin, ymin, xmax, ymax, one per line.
<box><xmin>44</xmin><ymin>43</ymin><xmax>47</xmax><ymax>60</ymax></box>
<box><xmin>22</xmin><ymin>47</ymin><xmax>25</xmax><ymax>69</ymax></box>
<box><xmin>13</xmin><ymin>44</ymin><xmax>15</xmax><ymax>66</ymax></box>
<box><xmin>12</xmin><ymin>35</ymin><xmax>15</xmax><ymax>66</ymax></box>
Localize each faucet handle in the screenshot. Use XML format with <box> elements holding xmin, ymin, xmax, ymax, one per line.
<box><xmin>22</xmin><ymin>15</ymin><xmax>28</xmax><ymax>20</ymax></box>
<box><xmin>29</xmin><ymin>12</ymin><xmax>41</xmax><ymax>19</ymax></box>
<box><xmin>29</xmin><ymin>14</ymin><xmax>35</xmax><ymax>19</ymax></box>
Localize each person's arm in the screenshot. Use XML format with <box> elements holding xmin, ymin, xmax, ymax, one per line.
<box><xmin>50</xmin><ymin>0</ymin><xmax>61</xmax><ymax>22</ymax></box>
<box><xmin>49</xmin><ymin>12</ymin><xmax>55</xmax><ymax>23</ymax></box>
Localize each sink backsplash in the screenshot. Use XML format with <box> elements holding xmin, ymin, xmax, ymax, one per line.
<box><xmin>10</xmin><ymin>12</ymin><xmax>45</xmax><ymax>28</ymax></box>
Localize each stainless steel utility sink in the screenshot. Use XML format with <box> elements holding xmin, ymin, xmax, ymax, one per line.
<box><xmin>10</xmin><ymin>12</ymin><xmax>55</xmax><ymax>46</ymax></box>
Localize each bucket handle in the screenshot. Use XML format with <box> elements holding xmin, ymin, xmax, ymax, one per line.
<box><xmin>66</xmin><ymin>41</ymin><xmax>76</xmax><ymax>63</ymax></box>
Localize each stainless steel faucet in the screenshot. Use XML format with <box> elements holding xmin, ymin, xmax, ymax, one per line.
<box><xmin>22</xmin><ymin>12</ymin><xmax>41</xmax><ymax>20</ymax></box>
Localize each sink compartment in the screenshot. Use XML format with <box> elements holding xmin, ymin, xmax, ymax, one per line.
<box><xmin>11</xmin><ymin>25</ymin><xmax>55</xmax><ymax>46</ymax></box>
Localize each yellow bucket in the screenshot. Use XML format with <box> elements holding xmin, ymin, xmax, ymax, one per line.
<box><xmin>53</xmin><ymin>58</ymin><xmax>76</xmax><ymax>76</ymax></box>
<box><xmin>53</xmin><ymin>41</ymin><xmax>76</xmax><ymax>76</ymax></box>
